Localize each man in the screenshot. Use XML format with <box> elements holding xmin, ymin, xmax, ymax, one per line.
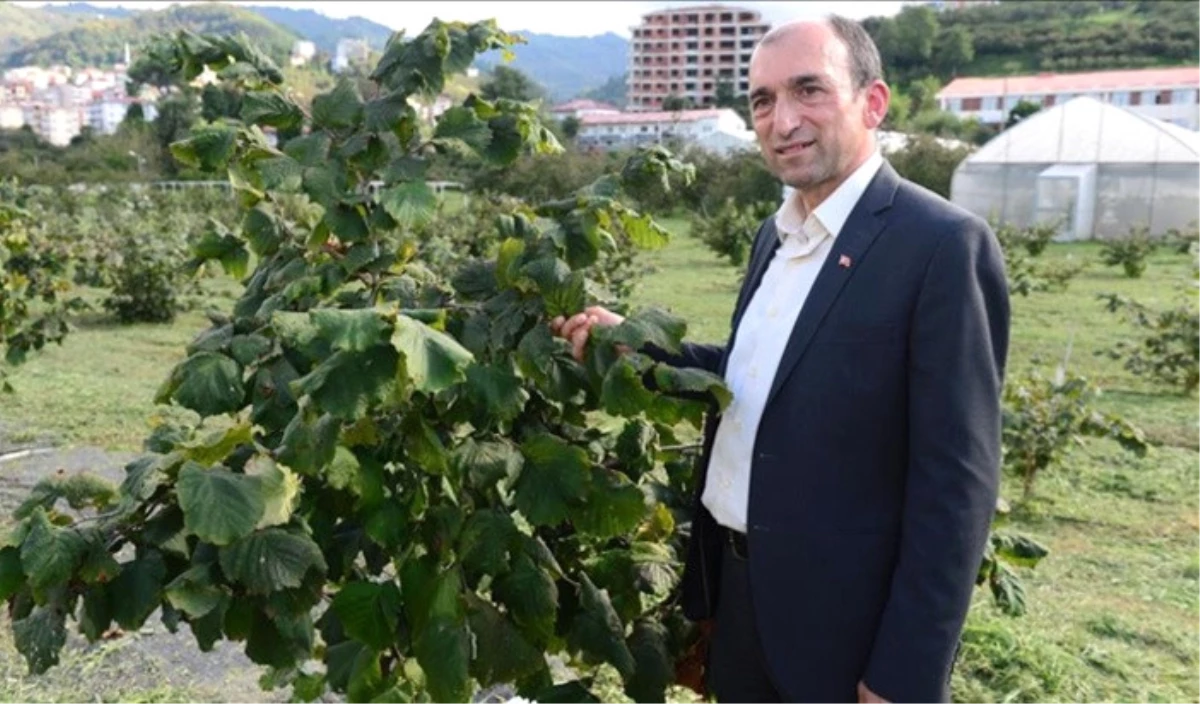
<box><xmin>552</xmin><ymin>16</ymin><xmax>1009</xmax><ymax>703</ymax></box>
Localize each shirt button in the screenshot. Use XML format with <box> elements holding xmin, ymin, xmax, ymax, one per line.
<box><xmin>767</xmin><ymin>306</ymin><xmax>778</xmax><ymax>318</ymax></box>
<box><xmin>748</xmin><ymin>365</ymin><xmax>758</xmax><ymax>379</ymax></box>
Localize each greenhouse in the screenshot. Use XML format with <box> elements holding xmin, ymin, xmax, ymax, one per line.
<box><xmin>950</xmin><ymin>96</ymin><xmax>1200</xmax><ymax>240</ymax></box>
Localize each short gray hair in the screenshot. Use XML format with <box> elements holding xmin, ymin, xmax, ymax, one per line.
<box><xmin>826</xmin><ymin>15</ymin><xmax>883</xmax><ymax>91</ymax></box>
<box><xmin>759</xmin><ymin>16</ymin><xmax>884</xmax><ymax>92</ymax></box>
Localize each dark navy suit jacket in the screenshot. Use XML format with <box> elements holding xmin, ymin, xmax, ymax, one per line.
<box><xmin>650</xmin><ymin>162</ymin><xmax>1010</xmax><ymax>702</ymax></box>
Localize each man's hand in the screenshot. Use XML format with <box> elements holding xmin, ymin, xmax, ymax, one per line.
<box><xmin>858</xmin><ymin>681</ymin><xmax>890</xmax><ymax>703</ymax></box>
<box><xmin>550</xmin><ymin>305</ymin><xmax>625</xmax><ymax>362</ymax></box>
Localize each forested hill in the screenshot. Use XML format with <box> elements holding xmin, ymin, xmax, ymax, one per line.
<box><xmin>1</xmin><ymin>3</ymin><xmax>300</xmax><ymax>69</ymax></box>
<box><xmin>863</xmin><ymin>0</ymin><xmax>1199</xmax><ymax>85</ymax></box>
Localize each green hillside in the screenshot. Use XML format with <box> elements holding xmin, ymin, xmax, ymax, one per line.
<box><xmin>0</xmin><ymin>2</ymin><xmax>87</xmax><ymax>57</ymax></box>
<box><xmin>1</xmin><ymin>3</ymin><xmax>301</xmax><ymax>68</ymax></box>
<box><xmin>864</xmin><ymin>0</ymin><xmax>1199</xmax><ymax>84</ymax></box>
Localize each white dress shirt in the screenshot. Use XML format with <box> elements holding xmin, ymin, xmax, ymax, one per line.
<box><xmin>701</xmin><ymin>151</ymin><xmax>885</xmax><ymax>533</ymax></box>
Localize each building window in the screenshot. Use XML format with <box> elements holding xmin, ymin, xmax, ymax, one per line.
<box><xmin>948</xmin><ymin>98</ymin><xmax>963</xmax><ymax>111</ymax></box>
<box><xmin>981</xmin><ymin>96</ymin><xmax>998</xmax><ymax>111</ymax></box>
<box><xmin>1172</xmin><ymin>89</ymin><xmax>1197</xmax><ymax>104</ymax></box>
<box><xmin>1156</xmin><ymin>90</ymin><xmax>1171</xmax><ymax>105</ymax></box>
<box><xmin>1130</xmin><ymin>91</ymin><xmax>1141</xmax><ymax>106</ymax></box>
<box><xmin>1110</xmin><ymin>91</ymin><xmax>1130</xmax><ymax>106</ymax></box>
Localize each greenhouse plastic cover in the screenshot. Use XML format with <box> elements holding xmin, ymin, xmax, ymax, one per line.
<box><xmin>964</xmin><ymin>96</ymin><xmax>1200</xmax><ymax>165</ymax></box>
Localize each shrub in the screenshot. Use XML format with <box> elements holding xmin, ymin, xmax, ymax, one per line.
<box><xmin>690</xmin><ymin>197</ymin><xmax>775</xmax><ymax>270</ymax></box>
<box><xmin>1100</xmin><ymin>225</ymin><xmax>1156</xmax><ymax>278</ymax></box>
<box><xmin>1001</xmin><ymin>367</ymin><xmax>1148</xmax><ymax>499</ymax></box>
<box><xmin>884</xmin><ymin>133</ymin><xmax>972</xmax><ymax>198</ymax></box>
<box><xmin>1099</xmin><ymin>292</ymin><xmax>1199</xmax><ymax>394</ymax></box>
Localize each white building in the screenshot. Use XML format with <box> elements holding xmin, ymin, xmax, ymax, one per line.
<box><xmin>950</xmin><ymin>96</ymin><xmax>1200</xmax><ymax>240</ymax></box>
<box><xmin>576</xmin><ymin>107</ymin><xmax>747</xmax><ymax>151</ymax></box>
<box><xmin>937</xmin><ymin>66</ymin><xmax>1200</xmax><ymax>130</ymax></box>
<box><xmin>290</xmin><ymin>40</ymin><xmax>317</xmax><ymax>67</ymax></box>
<box><xmin>87</xmin><ymin>100</ymin><xmax>131</xmax><ymax>135</ymax></box>
<box><xmin>333</xmin><ymin>39</ymin><xmax>370</xmax><ymax>74</ymax></box>
<box><xmin>24</xmin><ymin>104</ymin><xmax>84</xmax><ymax>146</ymax></box>
<box><xmin>549</xmin><ymin>99</ymin><xmax>621</xmax><ymax>121</ymax></box>
<box><xmin>0</xmin><ymin>105</ymin><xmax>24</xmax><ymax>130</ymax></box>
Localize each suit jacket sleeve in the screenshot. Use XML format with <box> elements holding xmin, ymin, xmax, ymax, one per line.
<box><xmin>640</xmin><ymin>341</ymin><xmax>724</xmax><ymax>374</ymax></box>
<box><xmin>863</xmin><ymin>217</ymin><xmax>1010</xmax><ymax>702</ymax></box>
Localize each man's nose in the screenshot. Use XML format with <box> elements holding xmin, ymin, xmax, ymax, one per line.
<box><xmin>771</xmin><ymin>97</ymin><xmax>804</xmax><ymax>138</ymax></box>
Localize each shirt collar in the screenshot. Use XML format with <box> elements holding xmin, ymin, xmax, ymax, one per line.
<box><xmin>775</xmin><ymin>150</ymin><xmax>885</xmax><ymax>244</ymax></box>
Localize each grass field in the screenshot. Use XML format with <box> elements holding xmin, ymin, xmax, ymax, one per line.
<box><xmin>0</xmin><ymin>217</ymin><xmax>1196</xmax><ymax>702</ymax></box>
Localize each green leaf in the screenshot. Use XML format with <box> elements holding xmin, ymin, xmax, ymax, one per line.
<box><xmin>312</xmin><ymin>79</ymin><xmax>364</xmax><ymax>130</ymax></box>
<box><xmin>80</xmin><ymin>586</ymin><xmax>112</xmax><ymax>643</ymax></box>
<box><xmin>465</xmin><ymin>363</ymin><xmax>530</xmax><ymax>425</ymax></box>
<box><xmin>332</xmin><ymin>581</ymin><xmax>402</xmax><ymax>651</ymax></box>
<box><xmin>624</xmin><ymin>619</ymin><xmax>673</xmax><ymax>703</ymax></box>
<box><xmin>110</xmin><ymin>551</ymin><xmax>167</xmax><ymax>629</ymax></box>
<box><xmin>454</xmin><ymin>437</ymin><xmax>523</xmax><ymax>490</ymax></box>
<box><xmin>0</xmin><ymin>547</ymin><xmax>26</xmax><ymax>601</ymax></box>
<box><xmin>364</xmin><ymin>502</ymin><xmax>409</xmax><ymax>551</ymax></box>
<box><xmin>20</xmin><ymin>509</ymin><xmax>85</xmax><ymax>595</ymax></box>
<box><xmin>241</xmin><ymin>91</ymin><xmax>303</xmax><ymax>129</ymax></box>
<box><xmin>170</xmin><ymin>122</ymin><xmax>237</xmax><ymax>171</ymax></box>
<box><xmin>161</xmin><ymin>352</ymin><xmax>246</xmax><ymax>418</ymax></box>
<box><xmin>323</xmin><ymin>202</ymin><xmax>369</xmax><ymax>243</ymax></box>
<box><xmin>492</xmin><ymin>552</ymin><xmax>557</xmax><ymax>646</ymax></box>
<box><xmin>245</xmin><ymin>455</ymin><xmax>301</xmax><ymax>529</ymax></box>
<box><xmin>515</xmin><ymin>436</ymin><xmax>591</xmax><ymax>526</ymax></box>
<box><xmin>242</xmin><ymin>207</ymin><xmax>282</xmax><ymax>257</ymax></box>
<box><xmin>380</xmin><ymin>181</ymin><xmax>437</xmax><ymax>229</ymax></box>
<box><xmin>324</xmin><ymin>445</ymin><xmax>363</xmax><ymax>494</ymax></box>
<box><xmin>364</xmin><ymin>92</ymin><xmax>415</xmax><ymax>134</ymax></box>
<box><xmin>458</xmin><ymin>509</ymin><xmax>517</xmax><ymax>580</ymax></box>
<box><xmin>516</xmin><ymin>325</ymin><xmax>586</xmax><ymax>401</ymax></box>
<box><xmin>568</xmin><ymin>573</ymin><xmax>635</xmax><ymax>677</ymax></box>
<box><xmin>165</xmin><ymin>565</ymin><xmax>225</xmax><ymax>619</ymax></box>
<box><xmin>311</xmin><ymin>309</ymin><xmax>392</xmax><ymax>352</ymax></box>
<box><xmin>432</xmin><ymin>106</ymin><xmax>492</xmax><ymax>154</ymax></box>
<box><xmin>13</xmin><ymin>606</ymin><xmax>66</xmax><ymax>675</ymax></box>
<box><xmin>574</xmin><ymin>469</ymin><xmax>648</xmax><ymax>540</ymax></box>
<box><xmin>179</xmin><ymin>422</ymin><xmax>253</xmax><ymax>467</ymax></box>
<box><xmin>608</xmin><ymin>309</ymin><xmax>687</xmax><ymax>356</ymax></box>
<box><xmin>293</xmin><ymin>347</ymin><xmax>399</xmax><ymax>419</ymax></box>
<box><xmin>415</xmin><ymin>615</ymin><xmax>472</xmax><ymax>703</ymax></box>
<box><xmin>326</xmin><ymin>640</ymin><xmax>383</xmax><ymax>700</ymax></box>
<box><xmin>993</xmin><ymin>533</ymin><xmax>1050</xmax><ymax>569</ymax></box>
<box><xmin>278</xmin><ymin>411</ymin><xmax>341</xmax><ymax>475</ymax></box>
<box><xmin>191</xmin><ymin>227</ymin><xmax>250</xmax><ymax>279</ymax></box>
<box><xmin>652</xmin><ymin>365</ymin><xmax>732</xmax><ymax>410</ymax></box>
<box><xmin>989</xmin><ymin>562</ymin><xmax>1028</xmax><ymax>617</ymax></box>
<box><xmin>392</xmin><ymin>315</ymin><xmax>474</xmax><ymax>394</ymax></box>
<box><xmin>230</xmin><ymin>334</ymin><xmax>272</xmax><ymax>365</ymax></box>
<box><xmin>16</xmin><ymin>471</ymin><xmax>118</xmax><ymax>519</ymax></box>
<box><xmin>177</xmin><ymin>461</ymin><xmax>266</xmax><ymax>546</ymax></box>
<box><xmin>219</xmin><ymin>528</ymin><xmax>327</xmax><ymax>595</ymax></box>
<box><xmin>77</xmin><ymin>536</ymin><xmax>121</xmax><ymax>584</ymax></box>
<box><xmin>466</xmin><ymin>593</ymin><xmax>545</xmax><ymax>685</ymax></box>
<box><xmin>284</xmin><ymin>133</ymin><xmax>331</xmax><ymax>167</ymax></box>
<box><xmin>601</xmin><ymin>356</ymin><xmax>655</xmax><ymax>417</ymax></box>
<box><xmin>246</xmin><ymin>609</ymin><xmax>314</xmax><ymax>669</ymax></box>
<box><xmin>618</xmin><ymin>211</ymin><xmax>670</xmax><ymax>250</ymax></box>
<box><xmin>402</xmin><ymin>414</ymin><xmax>449</xmax><ymax>475</ymax></box>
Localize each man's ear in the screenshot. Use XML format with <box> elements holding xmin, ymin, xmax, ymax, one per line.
<box><xmin>863</xmin><ymin>80</ymin><xmax>890</xmax><ymax>130</ymax></box>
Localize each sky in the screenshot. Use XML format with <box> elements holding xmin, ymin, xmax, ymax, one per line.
<box><xmin>13</xmin><ymin>1</ymin><xmax>914</xmax><ymax>38</ymax></box>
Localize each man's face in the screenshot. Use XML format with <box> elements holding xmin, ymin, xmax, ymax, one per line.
<box><xmin>748</xmin><ymin>24</ymin><xmax>882</xmax><ymax>196</ymax></box>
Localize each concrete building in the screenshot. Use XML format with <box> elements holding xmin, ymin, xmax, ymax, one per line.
<box><xmin>333</xmin><ymin>39</ymin><xmax>371</xmax><ymax>74</ymax></box>
<box><xmin>549</xmin><ymin>99</ymin><xmax>621</xmax><ymax>121</ymax></box>
<box><xmin>627</xmin><ymin>4</ymin><xmax>769</xmax><ymax>112</ymax></box>
<box><xmin>937</xmin><ymin>66</ymin><xmax>1200</xmax><ymax>130</ymax></box>
<box><xmin>576</xmin><ymin>107</ymin><xmax>747</xmax><ymax>151</ymax></box>
<box><xmin>87</xmin><ymin>100</ymin><xmax>132</xmax><ymax>135</ymax></box>
<box><xmin>24</xmin><ymin>104</ymin><xmax>84</xmax><ymax>146</ymax></box>
<box><xmin>290</xmin><ymin>40</ymin><xmax>317</xmax><ymax>67</ymax></box>
<box><xmin>0</xmin><ymin>105</ymin><xmax>24</xmax><ymax>130</ymax></box>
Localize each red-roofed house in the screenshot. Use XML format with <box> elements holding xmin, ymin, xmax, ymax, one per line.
<box><xmin>549</xmin><ymin>99</ymin><xmax>621</xmax><ymax>120</ymax></box>
<box><xmin>937</xmin><ymin>66</ymin><xmax>1200</xmax><ymax>129</ymax></box>
<box><xmin>576</xmin><ymin>107</ymin><xmax>747</xmax><ymax>151</ymax></box>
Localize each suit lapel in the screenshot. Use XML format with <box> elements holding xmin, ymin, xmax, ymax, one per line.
<box><xmin>764</xmin><ymin>163</ymin><xmax>901</xmax><ymax>408</ymax></box>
